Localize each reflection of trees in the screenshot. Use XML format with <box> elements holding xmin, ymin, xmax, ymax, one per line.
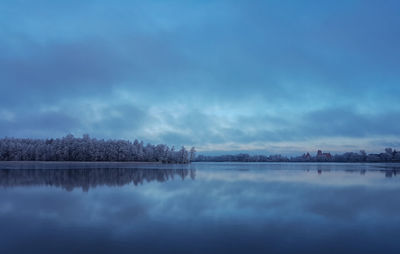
<box><xmin>312</xmin><ymin>167</ymin><xmax>400</xmax><ymax>177</ymax></box>
<box><xmin>383</xmin><ymin>169</ymin><xmax>398</xmax><ymax>178</ymax></box>
<box><xmin>0</xmin><ymin>168</ymin><xmax>196</xmax><ymax>192</ymax></box>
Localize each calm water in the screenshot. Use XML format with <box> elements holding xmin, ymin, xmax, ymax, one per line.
<box><xmin>1</xmin><ymin>162</ymin><xmax>400</xmax><ymax>254</ymax></box>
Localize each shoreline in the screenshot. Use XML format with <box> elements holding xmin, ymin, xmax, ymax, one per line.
<box><xmin>0</xmin><ymin>161</ymin><xmax>162</xmax><ymax>164</ymax></box>
<box><xmin>0</xmin><ymin>161</ymin><xmax>399</xmax><ymax>164</ymax></box>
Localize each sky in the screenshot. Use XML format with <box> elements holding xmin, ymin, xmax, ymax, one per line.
<box><xmin>1</xmin><ymin>0</ymin><xmax>400</xmax><ymax>155</ymax></box>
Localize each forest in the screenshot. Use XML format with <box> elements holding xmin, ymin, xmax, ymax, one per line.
<box><xmin>1</xmin><ymin>135</ymin><xmax>399</xmax><ymax>163</ymax></box>
<box><xmin>196</xmin><ymin>148</ymin><xmax>400</xmax><ymax>163</ymax></box>
<box><xmin>0</xmin><ymin>135</ymin><xmax>196</xmax><ymax>163</ymax></box>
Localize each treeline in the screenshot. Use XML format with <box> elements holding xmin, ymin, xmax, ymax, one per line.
<box><xmin>0</xmin><ymin>135</ymin><xmax>196</xmax><ymax>163</ymax></box>
<box><xmin>196</xmin><ymin>148</ymin><xmax>400</xmax><ymax>163</ymax></box>
<box><xmin>196</xmin><ymin>153</ymin><xmax>289</xmax><ymax>162</ymax></box>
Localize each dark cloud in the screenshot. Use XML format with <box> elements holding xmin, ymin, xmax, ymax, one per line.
<box><xmin>0</xmin><ymin>111</ymin><xmax>81</xmax><ymax>138</ymax></box>
<box><xmin>0</xmin><ymin>35</ymin><xmax>190</xmax><ymax>106</ymax></box>
<box><xmin>0</xmin><ymin>40</ymin><xmax>124</xmax><ymax>100</ymax></box>
<box><xmin>302</xmin><ymin>108</ymin><xmax>400</xmax><ymax>138</ymax></box>
<box><xmin>90</xmin><ymin>104</ymin><xmax>148</xmax><ymax>133</ymax></box>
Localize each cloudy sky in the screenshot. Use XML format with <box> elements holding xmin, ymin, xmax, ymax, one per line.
<box><xmin>1</xmin><ymin>0</ymin><xmax>399</xmax><ymax>155</ymax></box>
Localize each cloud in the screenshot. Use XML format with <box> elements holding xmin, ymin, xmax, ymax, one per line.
<box><xmin>0</xmin><ymin>0</ymin><xmax>399</xmax><ymax>152</ymax></box>
<box><xmin>302</xmin><ymin>108</ymin><xmax>400</xmax><ymax>137</ymax></box>
<box><xmin>90</xmin><ymin>104</ymin><xmax>148</xmax><ymax>131</ymax></box>
<box><xmin>0</xmin><ymin>110</ymin><xmax>81</xmax><ymax>138</ymax></box>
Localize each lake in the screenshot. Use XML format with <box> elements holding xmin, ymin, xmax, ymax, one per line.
<box><xmin>0</xmin><ymin>162</ymin><xmax>400</xmax><ymax>254</ymax></box>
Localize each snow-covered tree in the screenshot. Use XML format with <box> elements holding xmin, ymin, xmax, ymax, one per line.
<box><xmin>0</xmin><ymin>135</ymin><xmax>193</xmax><ymax>163</ymax></box>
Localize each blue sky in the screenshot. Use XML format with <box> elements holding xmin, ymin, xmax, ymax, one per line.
<box><xmin>1</xmin><ymin>0</ymin><xmax>399</xmax><ymax>154</ymax></box>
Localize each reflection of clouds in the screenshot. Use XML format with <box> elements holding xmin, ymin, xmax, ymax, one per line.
<box><xmin>1</xmin><ymin>163</ymin><xmax>400</xmax><ymax>253</ymax></box>
<box><xmin>0</xmin><ymin>185</ymin><xmax>153</xmax><ymax>229</ymax></box>
<box><xmin>143</xmin><ymin>165</ymin><xmax>400</xmax><ymax>224</ymax></box>
<box><xmin>196</xmin><ymin>170</ymin><xmax>400</xmax><ymax>188</ymax></box>
<box><xmin>303</xmin><ymin>187</ymin><xmax>400</xmax><ymax>220</ymax></box>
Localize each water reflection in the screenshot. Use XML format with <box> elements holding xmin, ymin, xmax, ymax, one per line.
<box><xmin>0</xmin><ymin>162</ymin><xmax>400</xmax><ymax>254</ymax></box>
<box><xmin>0</xmin><ymin>167</ymin><xmax>195</xmax><ymax>191</ymax></box>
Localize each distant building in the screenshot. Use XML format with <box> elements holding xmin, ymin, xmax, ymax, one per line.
<box><xmin>316</xmin><ymin>150</ymin><xmax>332</xmax><ymax>161</ymax></box>
<box><xmin>302</xmin><ymin>152</ymin><xmax>311</xmax><ymax>160</ymax></box>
